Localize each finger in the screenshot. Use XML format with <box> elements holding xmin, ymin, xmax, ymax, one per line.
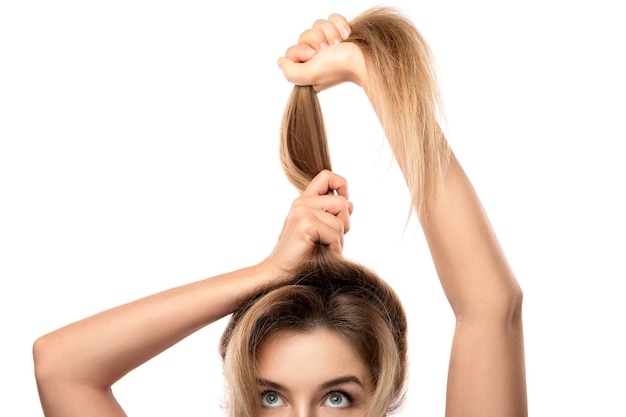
<box><xmin>305</xmin><ymin>194</ymin><xmax>351</xmax><ymax>234</ymax></box>
<box><xmin>318</xmin><ymin>194</ymin><xmax>351</xmax><ymax>217</ymax></box>
<box><xmin>308</xmin><ymin>219</ymin><xmax>344</xmax><ymax>254</ymax></box>
<box><xmin>277</xmin><ymin>56</ymin><xmax>313</xmax><ymax>86</ymax></box>
<box><xmin>316</xmin><ymin>209</ymin><xmax>347</xmax><ymax>247</ymax></box>
<box><xmin>298</xmin><ymin>27</ymin><xmax>332</xmax><ymax>51</ymax></box>
<box><xmin>304</xmin><ymin>170</ymin><xmax>349</xmax><ymax>199</ymax></box>
<box><xmin>311</xmin><ymin>19</ymin><xmax>343</xmax><ymax>46</ymax></box>
<box><xmin>288</xmin><ymin>202</ymin><xmax>344</xmax><ymax>253</ymax></box>
<box><xmin>284</xmin><ymin>43</ymin><xmax>317</xmax><ymax>63</ymax></box>
<box><xmin>328</xmin><ymin>13</ymin><xmax>352</xmax><ymax>40</ymax></box>
<box><xmin>291</xmin><ymin>193</ymin><xmax>351</xmax><ymax>235</ymax></box>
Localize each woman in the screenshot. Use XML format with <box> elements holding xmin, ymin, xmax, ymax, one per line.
<box><xmin>33</xmin><ymin>7</ymin><xmax>527</xmax><ymax>417</ymax></box>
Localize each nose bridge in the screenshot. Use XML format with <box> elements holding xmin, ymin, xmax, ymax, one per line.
<box><xmin>289</xmin><ymin>401</ymin><xmax>317</xmax><ymax>417</ymax></box>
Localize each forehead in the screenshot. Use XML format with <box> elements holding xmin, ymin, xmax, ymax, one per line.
<box><xmin>256</xmin><ymin>328</ymin><xmax>372</xmax><ymax>389</ymax></box>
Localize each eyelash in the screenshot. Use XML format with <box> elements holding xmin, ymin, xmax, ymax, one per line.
<box><xmin>259</xmin><ymin>390</ymin><xmax>282</xmax><ymax>405</ymax></box>
<box><xmin>328</xmin><ymin>389</ymin><xmax>354</xmax><ymax>403</ymax></box>
<box><xmin>260</xmin><ymin>389</ymin><xmax>276</xmax><ymax>398</ymax></box>
<box><xmin>258</xmin><ymin>389</ymin><xmax>355</xmax><ymax>406</ymax></box>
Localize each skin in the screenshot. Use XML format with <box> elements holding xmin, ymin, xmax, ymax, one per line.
<box><xmin>256</xmin><ymin>329</ymin><xmax>374</xmax><ymax>416</ymax></box>
<box><xmin>34</xmin><ymin>12</ymin><xmax>527</xmax><ymax>417</ymax></box>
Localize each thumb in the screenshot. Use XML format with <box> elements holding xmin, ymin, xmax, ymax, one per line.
<box><xmin>277</xmin><ymin>57</ymin><xmax>311</xmax><ymax>86</ymax></box>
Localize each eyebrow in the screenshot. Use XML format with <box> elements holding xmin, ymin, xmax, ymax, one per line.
<box><xmin>320</xmin><ymin>376</ymin><xmax>365</xmax><ymax>390</ymax></box>
<box><xmin>256</xmin><ymin>375</ymin><xmax>364</xmax><ymax>391</ymax></box>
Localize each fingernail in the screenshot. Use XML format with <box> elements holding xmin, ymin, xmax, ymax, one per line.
<box><xmin>342</xmin><ymin>28</ymin><xmax>351</xmax><ymax>39</ymax></box>
<box><xmin>320</xmin><ymin>42</ymin><xmax>328</xmax><ymax>49</ymax></box>
<box><xmin>334</xmin><ymin>37</ymin><xmax>342</xmax><ymax>44</ymax></box>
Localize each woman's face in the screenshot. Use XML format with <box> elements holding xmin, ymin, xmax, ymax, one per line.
<box><xmin>255</xmin><ymin>328</ymin><xmax>374</xmax><ymax>416</ymax></box>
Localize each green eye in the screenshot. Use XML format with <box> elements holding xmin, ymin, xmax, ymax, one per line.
<box><xmin>260</xmin><ymin>391</ymin><xmax>284</xmax><ymax>407</ymax></box>
<box><xmin>324</xmin><ymin>391</ymin><xmax>352</xmax><ymax>408</ymax></box>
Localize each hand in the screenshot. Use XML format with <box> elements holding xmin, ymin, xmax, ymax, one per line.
<box><xmin>262</xmin><ymin>170</ymin><xmax>354</xmax><ymax>277</ymax></box>
<box><xmin>277</xmin><ymin>14</ymin><xmax>367</xmax><ymax>92</ymax></box>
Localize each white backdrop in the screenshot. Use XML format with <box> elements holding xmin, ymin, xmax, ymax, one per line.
<box><xmin>1</xmin><ymin>1</ymin><xmax>625</xmax><ymax>415</ymax></box>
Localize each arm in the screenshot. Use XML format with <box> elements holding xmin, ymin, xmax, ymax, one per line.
<box><xmin>33</xmin><ymin>170</ymin><xmax>353</xmax><ymax>417</ymax></box>
<box><xmin>278</xmin><ymin>12</ymin><xmax>527</xmax><ymax>417</ymax></box>
<box><xmin>423</xmin><ymin>153</ymin><xmax>526</xmax><ymax>417</ymax></box>
<box><xmin>34</xmin><ymin>265</ymin><xmax>277</xmax><ymax>417</ymax></box>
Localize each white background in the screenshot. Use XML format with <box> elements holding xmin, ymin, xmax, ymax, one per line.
<box><xmin>1</xmin><ymin>1</ymin><xmax>625</xmax><ymax>415</ymax></box>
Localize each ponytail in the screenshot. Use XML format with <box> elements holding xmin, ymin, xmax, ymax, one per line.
<box><xmin>280</xmin><ymin>6</ymin><xmax>449</xmax><ymax>218</ymax></box>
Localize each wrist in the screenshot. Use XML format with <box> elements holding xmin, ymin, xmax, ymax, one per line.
<box><xmin>346</xmin><ymin>42</ymin><xmax>368</xmax><ymax>90</ymax></box>
<box><xmin>256</xmin><ymin>255</ymin><xmax>291</xmax><ymax>283</ymax></box>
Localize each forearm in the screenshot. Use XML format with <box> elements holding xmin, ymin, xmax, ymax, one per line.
<box><xmin>422</xmin><ymin>153</ymin><xmax>522</xmax><ymax>318</ymax></box>
<box><xmin>446</xmin><ymin>315</ymin><xmax>527</xmax><ymax>417</ymax></box>
<box><xmin>359</xmin><ymin>60</ymin><xmax>525</xmax><ymax>415</ymax></box>
<box><xmin>34</xmin><ymin>263</ymin><xmax>276</xmax><ymax>395</ymax></box>
<box><xmin>352</xmin><ymin>42</ymin><xmax>519</xmax><ymax>317</ymax></box>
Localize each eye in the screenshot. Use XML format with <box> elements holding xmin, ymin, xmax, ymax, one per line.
<box><xmin>323</xmin><ymin>391</ymin><xmax>352</xmax><ymax>408</ymax></box>
<box><xmin>260</xmin><ymin>391</ymin><xmax>285</xmax><ymax>408</ymax></box>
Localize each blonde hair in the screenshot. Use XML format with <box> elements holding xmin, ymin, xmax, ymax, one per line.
<box><xmin>280</xmin><ymin>6</ymin><xmax>449</xmax><ymax>218</ymax></box>
<box><xmin>219</xmin><ymin>249</ymin><xmax>407</xmax><ymax>417</ymax></box>
<box><xmin>220</xmin><ymin>6</ymin><xmax>448</xmax><ymax>417</ymax></box>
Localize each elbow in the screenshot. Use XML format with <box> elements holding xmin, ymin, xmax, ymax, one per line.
<box><xmin>33</xmin><ymin>334</ymin><xmax>50</xmax><ymax>385</ymax></box>
<box><xmin>490</xmin><ymin>280</ymin><xmax>524</xmax><ymax>327</ymax></box>
<box><xmin>33</xmin><ymin>333</ymin><xmax>62</xmax><ymax>388</ymax></box>
<box><xmin>509</xmin><ymin>283</ymin><xmax>524</xmax><ymax>325</ymax></box>
<box><xmin>493</xmin><ymin>281</ymin><xmax>524</xmax><ymax>327</ymax></box>
<box><xmin>456</xmin><ymin>279</ymin><xmax>524</xmax><ymax>327</ymax></box>
<box><xmin>492</xmin><ymin>281</ymin><xmax>524</xmax><ymax>329</ymax></box>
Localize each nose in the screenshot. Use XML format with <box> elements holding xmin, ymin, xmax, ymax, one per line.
<box><xmin>288</xmin><ymin>404</ymin><xmax>317</xmax><ymax>417</ymax></box>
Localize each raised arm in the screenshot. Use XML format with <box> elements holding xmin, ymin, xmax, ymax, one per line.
<box><xmin>278</xmin><ymin>9</ymin><xmax>527</xmax><ymax>417</ymax></box>
<box><xmin>33</xmin><ymin>170</ymin><xmax>353</xmax><ymax>417</ymax></box>
<box><xmin>421</xmin><ymin>154</ymin><xmax>526</xmax><ymax>417</ymax></box>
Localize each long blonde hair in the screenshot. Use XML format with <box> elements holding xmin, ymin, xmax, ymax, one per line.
<box><xmin>220</xmin><ymin>6</ymin><xmax>447</xmax><ymax>417</ymax></box>
<box><xmin>280</xmin><ymin>6</ymin><xmax>449</xmax><ymax>218</ymax></box>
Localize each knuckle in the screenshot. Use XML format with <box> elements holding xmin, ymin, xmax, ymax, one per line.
<box><xmin>290</xmin><ymin>200</ymin><xmax>308</xmax><ymax>216</ymax></box>
<box><xmin>328</xmin><ymin>14</ymin><xmax>350</xmax><ymax>30</ymax></box>
<box><xmin>340</xmin><ymin>219</ymin><xmax>347</xmax><ymax>234</ymax></box>
<box><xmin>300</xmin><ymin>217</ymin><xmax>319</xmax><ymax>237</ymax></box>
<box><xmin>332</xmin><ymin>233</ymin><xmax>343</xmax><ymax>248</ymax></box>
<box><xmin>319</xmin><ymin>169</ymin><xmax>333</xmax><ymax>180</ymax></box>
<box><xmin>328</xmin><ymin>13</ymin><xmax>344</xmax><ymax>21</ymax></box>
<box><xmin>284</xmin><ymin>45</ymin><xmax>298</xmax><ymax>60</ymax></box>
<box><xmin>330</xmin><ymin>215</ymin><xmax>345</xmax><ymax>234</ymax></box>
<box><xmin>299</xmin><ymin>28</ymin><xmax>324</xmax><ymax>45</ymax></box>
